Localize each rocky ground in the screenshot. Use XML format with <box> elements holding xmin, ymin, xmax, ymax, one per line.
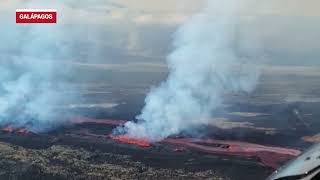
<box><xmin>0</xmin><ymin>142</ymin><xmax>228</xmax><ymax>180</ymax></box>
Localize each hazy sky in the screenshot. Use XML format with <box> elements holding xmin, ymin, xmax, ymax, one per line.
<box><xmin>1</xmin><ymin>0</ymin><xmax>320</xmax><ymax>68</ymax></box>
<box><xmin>0</xmin><ymin>0</ymin><xmax>319</xmax><ymax>136</ymax></box>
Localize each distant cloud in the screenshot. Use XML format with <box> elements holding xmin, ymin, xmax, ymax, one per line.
<box><xmin>132</xmin><ymin>13</ymin><xmax>188</xmax><ymax>25</ymax></box>
<box><xmin>2</xmin><ymin>0</ymin><xmax>320</xmax><ymax>24</ymax></box>
<box><xmin>1</xmin><ymin>0</ymin><xmax>320</xmax><ymax>66</ymax></box>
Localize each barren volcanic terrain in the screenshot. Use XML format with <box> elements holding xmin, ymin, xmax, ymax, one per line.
<box><xmin>0</xmin><ymin>105</ymin><xmax>314</xmax><ymax>180</ymax></box>
<box><xmin>0</xmin><ymin>117</ymin><xmax>278</xmax><ymax>180</ymax></box>
<box><xmin>1</xmin><ymin>74</ymin><xmax>320</xmax><ymax>180</ymax></box>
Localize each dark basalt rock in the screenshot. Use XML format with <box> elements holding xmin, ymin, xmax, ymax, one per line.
<box><xmin>0</xmin><ymin>142</ymin><xmax>228</xmax><ymax>180</ymax></box>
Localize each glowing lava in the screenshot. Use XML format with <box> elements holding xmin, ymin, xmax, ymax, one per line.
<box><xmin>1</xmin><ymin>126</ymin><xmax>30</xmax><ymax>135</ymax></box>
<box><xmin>16</xmin><ymin>128</ymin><xmax>29</xmax><ymax>134</ymax></box>
<box><xmin>2</xmin><ymin>126</ymin><xmax>13</xmax><ymax>133</ymax></box>
<box><xmin>109</xmin><ymin>135</ymin><xmax>300</xmax><ymax>168</ymax></box>
<box><xmin>162</xmin><ymin>138</ymin><xmax>301</xmax><ymax>169</ymax></box>
<box><xmin>70</xmin><ymin>117</ymin><xmax>301</xmax><ymax>169</ymax></box>
<box><xmin>111</xmin><ymin>135</ymin><xmax>151</xmax><ymax>148</ymax></box>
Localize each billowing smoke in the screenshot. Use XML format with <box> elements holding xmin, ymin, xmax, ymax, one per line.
<box><xmin>0</xmin><ymin>1</ymin><xmax>79</xmax><ymax>132</ymax></box>
<box><xmin>0</xmin><ymin>0</ymin><xmax>128</xmax><ymax>132</ymax></box>
<box><xmin>0</xmin><ymin>0</ymin><xmax>136</xmax><ymax>132</ymax></box>
<box><xmin>0</xmin><ymin>24</ymin><xmax>76</xmax><ymax>132</ymax></box>
<box><xmin>114</xmin><ymin>0</ymin><xmax>260</xmax><ymax>141</ymax></box>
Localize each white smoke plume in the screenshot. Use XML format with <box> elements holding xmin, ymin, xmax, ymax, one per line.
<box><xmin>114</xmin><ymin>0</ymin><xmax>261</xmax><ymax>141</ymax></box>
<box><xmin>0</xmin><ymin>1</ymin><xmax>80</xmax><ymax>132</ymax></box>
<box><xmin>0</xmin><ymin>24</ymin><xmax>76</xmax><ymax>132</ymax></box>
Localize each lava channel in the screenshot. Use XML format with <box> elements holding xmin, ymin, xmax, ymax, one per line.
<box><xmin>71</xmin><ymin>117</ymin><xmax>301</xmax><ymax>169</ymax></box>
<box><xmin>110</xmin><ymin>135</ymin><xmax>151</xmax><ymax>147</ymax></box>
<box><xmin>162</xmin><ymin>138</ymin><xmax>301</xmax><ymax>169</ymax></box>
<box><xmin>1</xmin><ymin>126</ymin><xmax>30</xmax><ymax>135</ymax></box>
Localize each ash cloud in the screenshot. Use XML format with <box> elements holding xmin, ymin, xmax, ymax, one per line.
<box><xmin>114</xmin><ymin>0</ymin><xmax>261</xmax><ymax>141</ymax></box>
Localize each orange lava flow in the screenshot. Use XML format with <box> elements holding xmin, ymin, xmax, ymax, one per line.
<box><xmin>16</xmin><ymin>128</ymin><xmax>29</xmax><ymax>134</ymax></box>
<box><xmin>162</xmin><ymin>138</ymin><xmax>301</xmax><ymax>169</ymax></box>
<box><xmin>111</xmin><ymin>135</ymin><xmax>151</xmax><ymax>148</ymax></box>
<box><xmin>1</xmin><ymin>126</ymin><xmax>30</xmax><ymax>134</ymax></box>
<box><xmin>110</xmin><ymin>134</ymin><xmax>301</xmax><ymax>168</ymax></box>
<box><xmin>70</xmin><ymin>117</ymin><xmax>302</xmax><ymax>169</ymax></box>
<box><xmin>2</xmin><ymin>126</ymin><xmax>13</xmax><ymax>133</ymax></box>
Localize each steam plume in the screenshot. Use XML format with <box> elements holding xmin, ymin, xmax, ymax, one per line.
<box><xmin>115</xmin><ymin>0</ymin><xmax>260</xmax><ymax>141</ymax></box>
<box><xmin>0</xmin><ymin>25</ymin><xmax>75</xmax><ymax>132</ymax></box>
